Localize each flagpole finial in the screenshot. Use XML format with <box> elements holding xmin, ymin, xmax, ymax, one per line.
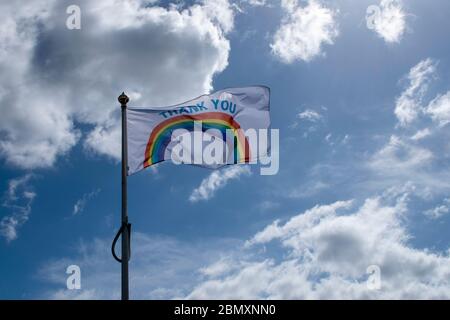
<box><xmin>118</xmin><ymin>92</ymin><xmax>129</xmax><ymax>107</ymax></box>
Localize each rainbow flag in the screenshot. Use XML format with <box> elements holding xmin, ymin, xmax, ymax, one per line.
<box><xmin>126</xmin><ymin>86</ymin><xmax>270</xmax><ymax>175</ymax></box>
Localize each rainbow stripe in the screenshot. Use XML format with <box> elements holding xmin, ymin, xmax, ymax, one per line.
<box><xmin>143</xmin><ymin>112</ymin><xmax>251</xmax><ymax>168</ymax></box>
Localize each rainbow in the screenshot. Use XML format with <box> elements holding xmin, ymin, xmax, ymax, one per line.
<box><xmin>143</xmin><ymin>112</ymin><xmax>251</xmax><ymax>168</ymax></box>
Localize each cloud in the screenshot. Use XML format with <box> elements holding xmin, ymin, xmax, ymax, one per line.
<box><xmin>324</xmin><ymin>133</ymin><xmax>350</xmax><ymax>146</ymax></box>
<box><xmin>424</xmin><ymin>198</ymin><xmax>450</xmax><ymax>219</ymax></box>
<box><xmin>0</xmin><ymin>0</ymin><xmax>233</xmax><ymax>168</ymax></box>
<box><xmin>247</xmin><ymin>0</ymin><xmax>267</xmax><ymax>6</ymax></box>
<box><xmin>189</xmin><ymin>166</ymin><xmax>251</xmax><ymax>202</ymax></box>
<box><xmin>285</xmin><ymin>60</ymin><xmax>450</xmax><ymax>208</ymax></box>
<box><xmin>38</xmin><ymin>190</ymin><xmax>450</xmax><ymax>299</ymax></box>
<box><xmin>257</xmin><ymin>200</ymin><xmax>280</xmax><ymax>212</ymax></box>
<box><xmin>368</xmin><ymin>0</ymin><xmax>406</xmax><ymax>43</ymax></box>
<box><xmin>199</xmin><ymin>256</ymin><xmax>236</xmax><ymax>277</ymax></box>
<box><xmin>284</xmin><ymin>162</ymin><xmax>343</xmax><ymax>200</ymax></box>
<box><xmin>365</xmin><ymin>134</ymin><xmax>450</xmax><ymax>199</ymax></box>
<box><xmin>358</xmin><ymin>58</ymin><xmax>450</xmax><ymax>201</ymax></box>
<box><xmin>394</xmin><ymin>58</ymin><xmax>437</xmax><ymax>126</ymax></box>
<box><xmin>393</xmin><ymin>59</ymin><xmax>450</xmax><ymax>129</ymax></box>
<box><xmin>297</xmin><ymin>109</ymin><xmax>322</xmax><ymax>122</ymax></box>
<box><xmin>73</xmin><ymin>189</ymin><xmax>101</xmax><ymax>215</ymax></box>
<box><xmin>290</xmin><ymin>107</ymin><xmax>326</xmax><ymax>136</ymax></box>
<box><xmin>0</xmin><ymin>174</ymin><xmax>36</xmax><ymax>242</ymax></box>
<box><xmin>188</xmin><ymin>194</ymin><xmax>450</xmax><ymax>299</ymax></box>
<box><xmin>38</xmin><ymin>233</ymin><xmax>240</xmax><ymax>299</ymax></box>
<box><xmin>369</xmin><ymin>135</ymin><xmax>433</xmax><ymax>173</ymax></box>
<box><xmin>0</xmin><ymin>0</ymin><xmax>79</xmax><ymax>169</ymax></box>
<box><xmin>202</xmin><ymin>0</ymin><xmax>235</xmax><ymax>33</ymax></box>
<box><xmin>270</xmin><ymin>0</ymin><xmax>338</xmax><ymax>63</ymax></box>
<box><xmin>410</xmin><ymin>128</ymin><xmax>431</xmax><ymax>141</ymax></box>
<box><xmin>426</xmin><ymin>91</ymin><xmax>450</xmax><ymax>127</ymax></box>
<box><xmin>248</xmin><ymin>200</ymin><xmax>353</xmax><ymax>246</ymax></box>
<box><xmin>288</xmin><ymin>180</ymin><xmax>330</xmax><ymax>198</ymax></box>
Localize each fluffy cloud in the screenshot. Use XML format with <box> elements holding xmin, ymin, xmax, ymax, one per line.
<box><xmin>188</xmin><ymin>195</ymin><xmax>450</xmax><ymax>299</ymax></box>
<box><xmin>357</xmin><ymin>58</ymin><xmax>450</xmax><ymax>203</ymax></box>
<box><xmin>38</xmin><ymin>190</ymin><xmax>450</xmax><ymax>299</ymax></box>
<box><xmin>189</xmin><ymin>166</ymin><xmax>251</xmax><ymax>202</ymax></box>
<box><xmin>410</xmin><ymin>128</ymin><xmax>431</xmax><ymax>141</ymax></box>
<box><xmin>426</xmin><ymin>91</ymin><xmax>450</xmax><ymax>127</ymax></box>
<box><xmin>367</xmin><ymin>0</ymin><xmax>406</xmax><ymax>43</ymax></box>
<box><xmin>366</xmin><ymin>134</ymin><xmax>450</xmax><ymax>200</ymax></box>
<box><xmin>394</xmin><ymin>58</ymin><xmax>450</xmax><ymax>131</ymax></box>
<box><xmin>0</xmin><ymin>0</ymin><xmax>79</xmax><ymax>169</ymax></box>
<box><xmin>297</xmin><ymin>109</ymin><xmax>322</xmax><ymax>122</ymax></box>
<box><xmin>370</xmin><ymin>135</ymin><xmax>433</xmax><ymax>173</ymax></box>
<box><xmin>270</xmin><ymin>0</ymin><xmax>338</xmax><ymax>63</ymax></box>
<box><xmin>394</xmin><ymin>58</ymin><xmax>437</xmax><ymax>126</ymax></box>
<box><xmin>0</xmin><ymin>0</ymin><xmax>234</xmax><ymax>168</ymax></box>
<box><xmin>0</xmin><ymin>174</ymin><xmax>36</xmax><ymax>242</ymax></box>
<box><xmin>290</xmin><ymin>107</ymin><xmax>327</xmax><ymax>137</ymax></box>
<box><xmin>424</xmin><ymin>198</ymin><xmax>450</xmax><ymax>219</ymax></box>
<box><xmin>247</xmin><ymin>0</ymin><xmax>268</xmax><ymax>7</ymax></box>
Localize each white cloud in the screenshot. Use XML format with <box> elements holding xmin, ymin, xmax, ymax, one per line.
<box><xmin>426</xmin><ymin>91</ymin><xmax>450</xmax><ymax>127</ymax></box>
<box><xmin>370</xmin><ymin>135</ymin><xmax>433</xmax><ymax>173</ymax></box>
<box><xmin>424</xmin><ymin>198</ymin><xmax>450</xmax><ymax>219</ymax></box>
<box><xmin>410</xmin><ymin>128</ymin><xmax>431</xmax><ymax>141</ymax></box>
<box><xmin>247</xmin><ymin>0</ymin><xmax>268</xmax><ymax>7</ymax></box>
<box><xmin>297</xmin><ymin>109</ymin><xmax>322</xmax><ymax>122</ymax></box>
<box><xmin>0</xmin><ymin>174</ymin><xmax>36</xmax><ymax>242</ymax></box>
<box><xmin>84</xmin><ymin>123</ymin><xmax>122</xmax><ymax>160</ymax></box>
<box><xmin>73</xmin><ymin>189</ymin><xmax>101</xmax><ymax>215</ymax></box>
<box><xmin>199</xmin><ymin>257</ymin><xmax>235</xmax><ymax>277</ymax></box>
<box><xmin>368</xmin><ymin>0</ymin><xmax>406</xmax><ymax>43</ymax></box>
<box><xmin>202</xmin><ymin>0</ymin><xmax>235</xmax><ymax>33</ymax></box>
<box><xmin>288</xmin><ymin>60</ymin><xmax>450</xmax><ymax>203</ymax></box>
<box><xmin>393</xmin><ymin>59</ymin><xmax>450</xmax><ymax>130</ymax></box>
<box><xmin>365</xmin><ymin>134</ymin><xmax>450</xmax><ymax>197</ymax></box>
<box><xmin>290</xmin><ymin>107</ymin><xmax>326</xmax><ymax>134</ymax></box>
<box><xmin>248</xmin><ymin>200</ymin><xmax>353</xmax><ymax>246</ymax></box>
<box><xmin>188</xmin><ymin>195</ymin><xmax>450</xmax><ymax>299</ymax></box>
<box><xmin>189</xmin><ymin>166</ymin><xmax>251</xmax><ymax>202</ymax></box>
<box><xmin>38</xmin><ymin>190</ymin><xmax>450</xmax><ymax>299</ymax></box>
<box><xmin>0</xmin><ymin>0</ymin><xmax>233</xmax><ymax>168</ymax></box>
<box><xmin>394</xmin><ymin>58</ymin><xmax>437</xmax><ymax>126</ymax></box>
<box><xmin>270</xmin><ymin>0</ymin><xmax>338</xmax><ymax>63</ymax></box>
<box><xmin>288</xmin><ymin>180</ymin><xmax>330</xmax><ymax>198</ymax></box>
<box><xmin>356</xmin><ymin>59</ymin><xmax>450</xmax><ymax>202</ymax></box>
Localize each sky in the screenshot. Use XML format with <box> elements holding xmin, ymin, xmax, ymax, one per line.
<box><xmin>1</xmin><ymin>0</ymin><xmax>450</xmax><ymax>299</ymax></box>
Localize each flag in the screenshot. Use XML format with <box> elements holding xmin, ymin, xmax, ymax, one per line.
<box><xmin>126</xmin><ymin>86</ymin><xmax>270</xmax><ymax>175</ymax></box>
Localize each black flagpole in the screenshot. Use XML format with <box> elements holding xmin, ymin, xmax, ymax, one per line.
<box><xmin>118</xmin><ymin>92</ymin><xmax>130</xmax><ymax>300</ymax></box>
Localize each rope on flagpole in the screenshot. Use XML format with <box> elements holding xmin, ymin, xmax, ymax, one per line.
<box><xmin>111</xmin><ymin>222</ymin><xmax>131</xmax><ymax>263</ymax></box>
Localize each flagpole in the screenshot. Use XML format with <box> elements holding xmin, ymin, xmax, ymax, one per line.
<box><xmin>118</xmin><ymin>92</ymin><xmax>130</xmax><ymax>300</ymax></box>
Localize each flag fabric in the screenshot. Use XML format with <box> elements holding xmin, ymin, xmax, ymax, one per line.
<box><xmin>126</xmin><ymin>86</ymin><xmax>270</xmax><ymax>175</ymax></box>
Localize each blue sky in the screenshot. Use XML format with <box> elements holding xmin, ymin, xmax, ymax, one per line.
<box><xmin>1</xmin><ymin>0</ymin><xmax>450</xmax><ymax>299</ymax></box>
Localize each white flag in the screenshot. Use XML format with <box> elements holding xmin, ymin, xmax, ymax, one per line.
<box><xmin>126</xmin><ymin>86</ymin><xmax>270</xmax><ymax>175</ymax></box>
